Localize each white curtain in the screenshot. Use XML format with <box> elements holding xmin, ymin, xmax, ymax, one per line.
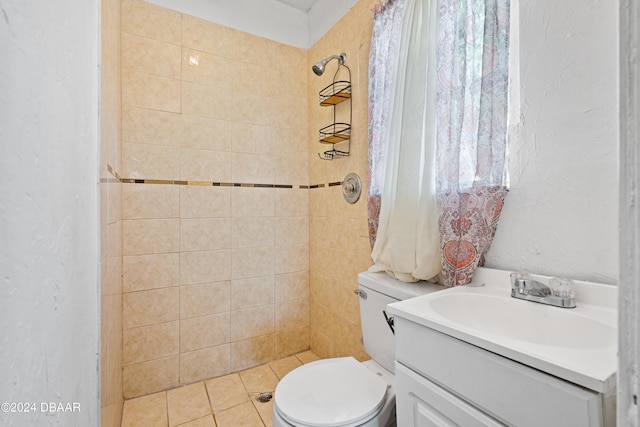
<box><xmin>370</xmin><ymin>0</ymin><xmax>441</xmax><ymax>282</ymax></box>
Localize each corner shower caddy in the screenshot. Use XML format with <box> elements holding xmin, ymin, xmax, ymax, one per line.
<box><xmin>318</xmin><ymin>63</ymin><xmax>352</xmax><ymax>160</ymax></box>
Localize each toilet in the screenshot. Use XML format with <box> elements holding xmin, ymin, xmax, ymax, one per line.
<box><xmin>272</xmin><ymin>271</ymin><xmax>441</xmax><ymax>427</ymax></box>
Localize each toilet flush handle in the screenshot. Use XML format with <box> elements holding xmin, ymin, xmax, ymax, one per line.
<box><xmin>382</xmin><ymin>310</ymin><xmax>395</xmax><ymax>335</ymax></box>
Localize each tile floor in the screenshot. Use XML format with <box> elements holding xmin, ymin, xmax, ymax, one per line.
<box><xmin>121</xmin><ymin>351</ymin><xmax>321</xmax><ymax>427</ymax></box>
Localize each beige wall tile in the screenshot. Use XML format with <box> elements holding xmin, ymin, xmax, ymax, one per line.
<box><xmin>122</xmin><ymin>0</ymin><xmax>181</xmax><ymax>44</ymax></box>
<box><xmin>231</xmin><ymin>93</ymin><xmax>275</xmax><ymax>126</ymax></box>
<box><xmin>180</xmin><ymin>345</ymin><xmax>231</xmax><ymax>384</ymax></box>
<box><xmin>180</xmin><ymin>218</ymin><xmax>230</xmax><ymax>251</ymax></box>
<box><xmin>182</xmin><ymin>49</ymin><xmax>232</xmax><ymax>88</ymax></box>
<box><xmin>180</xmin><ymin>313</ymin><xmax>230</xmax><ymax>352</ymax></box>
<box><xmin>180</xmin><ymin>281</ymin><xmax>230</xmax><ymax>318</ymax></box>
<box><xmin>276</xmin><ymin>244</ymin><xmax>309</xmax><ymax>274</ymax></box>
<box><xmin>122</xmin><ymin>106</ymin><xmax>180</xmax><ymax>146</ymax></box>
<box><xmin>123</xmin><ymin>32</ymin><xmax>181</xmax><ymax>79</ymax></box>
<box><xmin>182</xmin><ymin>14</ymin><xmax>233</xmax><ymax>57</ymax></box>
<box><xmin>231</xmin><ymin>152</ymin><xmax>275</xmax><ymax>184</ymax></box>
<box><xmin>180</xmin><ymin>250</ymin><xmax>231</xmax><ymax>285</ymax></box>
<box><xmin>275</xmin><ymin>189</ymin><xmax>308</xmax><ymax>217</ymax></box>
<box><xmin>231</xmin><ymin>217</ymin><xmax>274</xmax><ymax>248</ymax></box>
<box><xmin>180</xmin><ymin>148</ymin><xmax>232</xmax><ymax>182</ymax></box>
<box><xmin>182</xmin><ymin>115</ymin><xmax>232</xmax><ymax>152</ymax></box>
<box><xmin>231</xmin><ymin>247</ymin><xmax>274</xmax><ymax>279</ymax></box>
<box><xmin>123</xmin><ymin>355</ymin><xmax>180</xmax><ymax>399</ymax></box>
<box><xmin>180</xmin><ymin>186</ymin><xmax>230</xmax><ymax>218</ymax></box>
<box><xmin>231</xmin><ymin>123</ymin><xmax>274</xmax><ymax>155</ymax></box>
<box><xmin>232</xmin><ymin>61</ymin><xmax>277</xmax><ymax>98</ymax></box>
<box><xmin>231</xmin><ymin>187</ymin><xmax>274</xmax><ymax>217</ymax></box>
<box><xmin>123</xmin><ymin>287</ymin><xmax>179</xmax><ymax>329</ymax></box>
<box><xmin>205</xmin><ymin>373</ymin><xmax>248</xmax><ymax>412</ymax></box>
<box><xmin>182</xmin><ymin>82</ymin><xmax>232</xmax><ymax>120</ymax></box>
<box><xmin>122</xmin><ymin>218</ymin><xmax>179</xmax><ymax>255</ymax></box>
<box><xmin>231</xmin><ymin>276</ymin><xmax>275</xmax><ymax>311</ymax></box>
<box><xmin>276</xmin><ymin>271</ymin><xmax>309</xmax><ymax>302</ymax></box>
<box><xmin>231</xmin><ymin>31</ymin><xmax>277</xmax><ymax>68</ymax></box>
<box><xmin>276</xmin><ymin>298</ymin><xmax>309</xmax><ymax>330</ymax></box>
<box><xmin>167</xmin><ymin>382</ymin><xmax>211</xmax><ymax>427</ymax></box>
<box><xmin>123</xmin><ymin>321</ymin><xmax>179</xmax><ymax>365</ymax></box>
<box><xmin>122</xmin><ymin>184</ymin><xmax>179</xmax><ymax>219</ymax></box>
<box><xmin>230</xmin><ymin>305</ymin><xmax>274</xmax><ymax>341</ymax></box>
<box><xmin>274</xmin><ymin>127</ymin><xmax>307</xmax><ymax>157</ymax></box>
<box><xmin>275</xmin><ymin>216</ymin><xmax>308</xmax><ymax>246</ymax></box>
<box><xmin>275</xmin><ymin>326</ymin><xmax>310</xmax><ymax>358</ymax></box>
<box><xmin>123</xmin><ymin>253</ymin><xmax>179</xmax><ymax>292</ymax></box>
<box><xmin>122</xmin><ymin>143</ymin><xmax>180</xmax><ymax>180</ymax></box>
<box><xmin>123</xmin><ymin>72</ymin><xmax>181</xmax><ymax>113</ymax></box>
<box><xmin>275</xmin><ymin>154</ymin><xmax>308</xmax><ymax>185</ymax></box>
<box><xmin>230</xmin><ymin>334</ymin><xmax>275</xmax><ymax>372</ymax></box>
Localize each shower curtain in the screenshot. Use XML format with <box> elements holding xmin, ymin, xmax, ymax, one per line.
<box><xmin>435</xmin><ymin>0</ymin><xmax>510</xmax><ymax>287</ymax></box>
<box><xmin>368</xmin><ymin>0</ymin><xmax>442</xmax><ymax>282</ymax></box>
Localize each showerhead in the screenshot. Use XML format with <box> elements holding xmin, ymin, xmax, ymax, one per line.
<box><xmin>312</xmin><ymin>53</ymin><xmax>347</xmax><ymax>76</ymax></box>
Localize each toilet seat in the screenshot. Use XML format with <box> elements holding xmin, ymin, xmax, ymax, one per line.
<box><xmin>274</xmin><ymin>357</ymin><xmax>389</xmax><ymax>427</ymax></box>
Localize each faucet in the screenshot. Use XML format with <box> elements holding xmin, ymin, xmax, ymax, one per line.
<box><xmin>510</xmin><ymin>273</ymin><xmax>576</xmax><ymax>308</ymax></box>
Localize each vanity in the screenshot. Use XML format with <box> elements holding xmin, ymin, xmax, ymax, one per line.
<box><xmin>387</xmin><ymin>267</ymin><xmax>617</xmax><ymax>427</ymax></box>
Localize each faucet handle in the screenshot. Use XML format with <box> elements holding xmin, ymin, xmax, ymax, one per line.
<box><xmin>549</xmin><ymin>277</ymin><xmax>575</xmax><ymax>299</ymax></box>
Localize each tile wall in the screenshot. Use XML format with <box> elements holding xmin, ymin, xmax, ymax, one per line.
<box><xmin>100</xmin><ymin>0</ymin><xmax>123</xmax><ymax>425</ymax></box>
<box><xmin>307</xmin><ymin>0</ymin><xmax>378</xmax><ymax>360</ymax></box>
<box><xmin>120</xmin><ymin>0</ymin><xmax>310</xmax><ymax>399</ymax></box>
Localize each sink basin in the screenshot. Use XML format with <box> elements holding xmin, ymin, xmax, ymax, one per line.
<box><xmin>428</xmin><ymin>292</ymin><xmax>615</xmax><ymax>349</ymax></box>
<box><xmin>387</xmin><ymin>267</ymin><xmax>618</xmax><ymax>393</ymax></box>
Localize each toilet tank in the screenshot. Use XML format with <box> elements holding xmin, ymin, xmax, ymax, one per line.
<box><xmin>357</xmin><ymin>271</ymin><xmax>441</xmax><ymax>373</ymax></box>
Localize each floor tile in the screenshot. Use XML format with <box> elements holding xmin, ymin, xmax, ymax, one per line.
<box><xmin>238</xmin><ymin>364</ymin><xmax>279</xmax><ymax>393</ymax></box>
<box><xmin>167</xmin><ymin>382</ymin><xmax>210</xmax><ymax>427</ymax></box>
<box><xmin>121</xmin><ymin>391</ymin><xmax>168</xmax><ymax>427</ymax></box>
<box><xmin>176</xmin><ymin>415</ymin><xmax>216</xmax><ymax>427</ymax></box>
<box><xmin>215</xmin><ymin>401</ymin><xmax>264</xmax><ymax>427</ymax></box>
<box><xmin>296</xmin><ymin>350</ymin><xmax>321</xmax><ymax>364</ymax></box>
<box><xmin>268</xmin><ymin>355</ymin><xmax>302</xmax><ymax>379</ymax></box>
<box><xmin>205</xmin><ymin>373</ymin><xmax>249</xmax><ymax>412</ymax></box>
<box><xmin>120</xmin><ymin>350</ymin><xmax>320</xmax><ymax>427</ymax></box>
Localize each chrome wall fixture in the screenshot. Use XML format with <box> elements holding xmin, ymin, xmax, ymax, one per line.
<box><xmin>312</xmin><ymin>53</ymin><xmax>347</xmax><ymax>76</ymax></box>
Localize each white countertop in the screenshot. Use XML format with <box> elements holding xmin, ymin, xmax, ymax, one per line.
<box><xmin>387</xmin><ymin>267</ymin><xmax>617</xmax><ymax>394</ymax></box>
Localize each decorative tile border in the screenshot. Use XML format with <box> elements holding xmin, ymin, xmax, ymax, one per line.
<box><xmin>107</xmin><ymin>164</ymin><xmax>343</xmax><ymax>190</ymax></box>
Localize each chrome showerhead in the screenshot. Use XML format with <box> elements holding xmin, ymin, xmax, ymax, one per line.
<box><xmin>312</xmin><ymin>53</ymin><xmax>347</xmax><ymax>76</ymax></box>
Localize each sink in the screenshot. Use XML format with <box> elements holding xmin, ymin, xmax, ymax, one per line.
<box><xmin>427</xmin><ymin>292</ymin><xmax>615</xmax><ymax>349</ymax></box>
<box><xmin>387</xmin><ymin>267</ymin><xmax>618</xmax><ymax>394</ymax></box>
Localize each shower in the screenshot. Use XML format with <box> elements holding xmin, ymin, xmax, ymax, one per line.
<box><xmin>312</xmin><ymin>53</ymin><xmax>347</xmax><ymax>76</ymax></box>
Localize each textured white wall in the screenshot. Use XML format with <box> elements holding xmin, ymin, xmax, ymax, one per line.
<box><xmin>486</xmin><ymin>0</ymin><xmax>619</xmax><ymax>284</ymax></box>
<box><xmin>144</xmin><ymin>0</ymin><xmax>358</xmax><ymax>49</ymax></box>
<box><xmin>0</xmin><ymin>1</ymin><xmax>100</xmax><ymax>426</ymax></box>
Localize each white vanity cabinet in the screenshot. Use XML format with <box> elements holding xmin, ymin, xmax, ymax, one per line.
<box><xmin>386</xmin><ymin>268</ymin><xmax>617</xmax><ymax>427</ymax></box>
<box><xmin>392</xmin><ymin>317</ymin><xmax>616</xmax><ymax>427</ymax></box>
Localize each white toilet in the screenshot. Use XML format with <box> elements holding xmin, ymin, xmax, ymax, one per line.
<box><xmin>272</xmin><ymin>271</ymin><xmax>441</xmax><ymax>427</ymax></box>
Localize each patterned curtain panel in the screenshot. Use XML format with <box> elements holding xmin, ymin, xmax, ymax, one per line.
<box><xmin>435</xmin><ymin>0</ymin><xmax>510</xmax><ymax>287</ymax></box>
<box><xmin>367</xmin><ymin>0</ymin><xmax>404</xmax><ymax>248</ymax></box>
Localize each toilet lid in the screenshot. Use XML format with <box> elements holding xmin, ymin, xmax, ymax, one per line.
<box><xmin>274</xmin><ymin>357</ymin><xmax>388</xmax><ymax>427</ymax></box>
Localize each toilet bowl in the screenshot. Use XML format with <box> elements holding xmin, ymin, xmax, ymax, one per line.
<box><xmin>273</xmin><ymin>357</ymin><xmax>395</xmax><ymax>427</ymax></box>
<box><xmin>272</xmin><ymin>272</ymin><xmax>441</xmax><ymax>427</ymax></box>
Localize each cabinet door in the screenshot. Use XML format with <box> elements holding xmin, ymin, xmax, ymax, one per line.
<box><xmin>395</xmin><ymin>362</ymin><xmax>505</xmax><ymax>427</ymax></box>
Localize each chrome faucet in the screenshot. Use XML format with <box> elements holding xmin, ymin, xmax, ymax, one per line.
<box><xmin>510</xmin><ymin>273</ymin><xmax>576</xmax><ymax>308</ymax></box>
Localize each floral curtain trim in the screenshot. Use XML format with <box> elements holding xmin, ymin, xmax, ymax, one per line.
<box><xmin>435</xmin><ymin>0</ymin><xmax>510</xmax><ymax>287</ymax></box>
<box><xmin>438</xmin><ymin>185</ymin><xmax>507</xmax><ymax>286</ymax></box>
